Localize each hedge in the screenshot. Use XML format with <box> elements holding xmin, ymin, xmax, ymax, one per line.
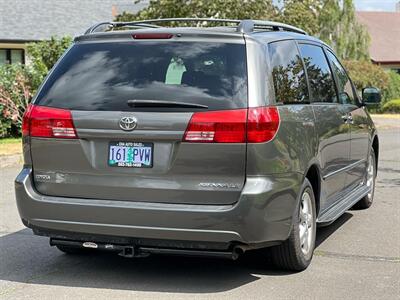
<box><xmin>385</xmin><ymin>71</ymin><xmax>400</xmax><ymax>103</ymax></box>
<box><xmin>343</xmin><ymin>60</ymin><xmax>388</xmax><ymax>99</ymax></box>
<box><xmin>344</xmin><ymin>60</ymin><xmax>400</xmax><ymax>105</ymax></box>
<box><xmin>382</xmin><ymin>99</ymin><xmax>400</xmax><ymax>113</ymax></box>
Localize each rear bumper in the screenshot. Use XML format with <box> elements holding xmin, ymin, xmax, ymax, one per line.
<box><xmin>15</xmin><ymin>168</ymin><xmax>302</xmax><ymax>247</ymax></box>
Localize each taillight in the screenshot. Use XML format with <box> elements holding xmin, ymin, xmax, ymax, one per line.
<box><xmin>183</xmin><ymin>109</ymin><xmax>247</xmax><ymax>143</ymax></box>
<box><xmin>183</xmin><ymin>107</ymin><xmax>280</xmax><ymax>143</ymax></box>
<box><xmin>247</xmin><ymin>107</ymin><xmax>280</xmax><ymax>143</ymax></box>
<box><xmin>22</xmin><ymin>104</ymin><xmax>77</xmax><ymax>139</ymax></box>
<box><xmin>22</xmin><ymin>104</ymin><xmax>33</xmax><ymax>137</ymax></box>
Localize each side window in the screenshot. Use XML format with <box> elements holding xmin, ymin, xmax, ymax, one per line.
<box><xmin>326</xmin><ymin>50</ymin><xmax>358</xmax><ymax>105</ymax></box>
<box><xmin>298</xmin><ymin>44</ymin><xmax>337</xmax><ymax>103</ymax></box>
<box><xmin>268</xmin><ymin>40</ymin><xmax>308</xmax><ymax>104</ymax></box>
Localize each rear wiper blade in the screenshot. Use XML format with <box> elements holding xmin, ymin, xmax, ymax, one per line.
<box><xmin>127</xmin><ymin>99</ymin><xmax>208</xmax><ymax>109</ymax></box>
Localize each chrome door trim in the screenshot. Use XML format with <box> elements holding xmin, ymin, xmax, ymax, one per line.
<box><xmin>323</xmin><ymin>159</ymin><xmax>366</xmax><ymax>180</ymax></box>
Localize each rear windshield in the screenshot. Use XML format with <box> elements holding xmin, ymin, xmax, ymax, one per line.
<box><xmin>35</xmin><ymin>42</ymin><xmax>248</xmax><ymax>111</ymax></box>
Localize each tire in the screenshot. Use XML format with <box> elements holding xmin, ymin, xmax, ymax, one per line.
<box><xmin>353</xmin><ymin>148</ymin><xmax>376</xmax><ymax>209</ymax></box>
<box><xmin>56</xmin><ymin>245</ymin><xmax>90</xmax><ymax>255</ymax></box>
<box><xmin>270</xmin><ymin>178</ymin><xmax>317</xmax><ymax>271</ymax></box>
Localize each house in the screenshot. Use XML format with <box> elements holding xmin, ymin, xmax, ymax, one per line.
<box><xmin>0</xmin><ymin>0</ymin><xmax>149</xmax><ymax>65</ymax></box>
<box><xmin>356</xmin><ymin>9</ymin><xmax>400</xmax><ymax>74</ymax></box>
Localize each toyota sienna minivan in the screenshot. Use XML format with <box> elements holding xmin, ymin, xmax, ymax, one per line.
<box><xmin>15</xmin><ymin>18</ymin><xmax>380</xmax><ymax>271</ymax></box>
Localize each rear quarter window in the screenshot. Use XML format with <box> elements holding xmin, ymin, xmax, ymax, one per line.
<box><xmin>35</xmin><ymin>42</ymin><xmax>248</xmax><ymax>112</ymax></box>
<box><xmin>268</xmin><ymin>40</ymin><xmax>308</xmax><ymax>104</ymax></box>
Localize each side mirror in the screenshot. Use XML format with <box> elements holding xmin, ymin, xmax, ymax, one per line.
<box><xmin>362</xmin><ymin>87</ymin><xmax>381</xmax><ymax>105</ymax></box>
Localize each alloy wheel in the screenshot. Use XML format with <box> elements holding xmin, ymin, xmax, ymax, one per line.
<box><xmin>299</xmin><ymin>190</ymin><xmax>314</xmax><ymax>256</ymax></box>
<box><xmin>366</xmin><ymin>152</ymin><xmax>375</xmax><ymax>203</ymax></box>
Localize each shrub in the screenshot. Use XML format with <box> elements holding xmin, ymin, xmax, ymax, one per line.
<box><xmin>343</xmin><ymin>60</ymin><xmax>400</xmax><ymax>108</ymax></box>
<box><xmin>0</xmin><ymin>116</ymin><xmax>12</xmax><ymax>138</ymax></box>
<box><xmin>384</xmin><ymin>71</ymin><xmax>400</xmax><ymax>103</ymax></box>
<box><xmin>382</xmin><ymin>99</ymin><xmax>400</xmax><ymax>113</ymax></box>
<box><xmin>0</xmin><ymin>64</ymin><xmax>34</xmax><ymax>137</ymax></box>
<box><xmin>343</xmin><ymin>60</ymin><xmax>389</xmax><ymax>99</ymax></box>
<box><xmin>0</xmin><ymin>36</ymin><xmax>72</xmax><ymax>138</ymax></box>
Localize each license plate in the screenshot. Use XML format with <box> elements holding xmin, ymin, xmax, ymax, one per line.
<box><xmin>108</xmin><ymin>142</ymin><xmax>153</xmax><ymax>168</ymax></box>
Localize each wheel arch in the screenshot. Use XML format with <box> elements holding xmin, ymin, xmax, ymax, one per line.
<box><xmin>303</xmin><ymin>162</ymin><xmax>322</xmax><ymax>216</ymax></box>
<box><xmin>372</xmin><ymin>134</ymin><xmax>379</xmax><ymax>171</ymax></box>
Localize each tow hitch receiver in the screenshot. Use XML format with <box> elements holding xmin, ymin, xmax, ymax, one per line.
<box><xmin>119</xmin><ymin>246</ymin><xmax>135</xmax><ymax>258</ymax></box>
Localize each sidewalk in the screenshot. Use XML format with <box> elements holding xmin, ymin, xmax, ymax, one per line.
<box><xmin>370</xmin><ymin>114</ymin><xmax>400</xmax><ymax>129</ymax></box>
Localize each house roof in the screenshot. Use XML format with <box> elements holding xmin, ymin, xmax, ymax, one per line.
<box><xmin>0</xmin><ymin>0</ymin><xmax>149</xmax><ymax>42</ymax></box>
<box><xmin>356</xmin><ymin>11</ymin><xmax>400</xmax><ymax>64</ymax></box>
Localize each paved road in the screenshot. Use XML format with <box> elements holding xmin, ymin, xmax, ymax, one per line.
<box><xmin>0</xmin><ymin>129</ymin><xmax>399</xmax><ymax>299</ymax></box>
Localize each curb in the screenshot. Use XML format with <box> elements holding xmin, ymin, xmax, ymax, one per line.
<box><xmin>370</xmin><ymin>114</ymin><xmax>400</xmax><ymax>119</ymax></box>
<box><xmin>371</xmin><ymin>115</ymin><xmax>400</xmax><ymax>130</ymax></box>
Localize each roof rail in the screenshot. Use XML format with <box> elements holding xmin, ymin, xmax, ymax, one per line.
<box><xmin>239</xmin><ymin>20</ymin><xmax>307</xmax><ymax>35</ymax></box>
<box><xmin>85</xmin><ymin>18</ymin><xmax>307</xmax><ymax>35</ymax></box>
<box><xmin>84</xmin><ymin>21</ymin><xmax>161</xmax><ymax>34</ymax></box>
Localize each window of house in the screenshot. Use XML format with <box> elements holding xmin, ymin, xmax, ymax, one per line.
<box><xmin>0</xmin><ymin>50</ymin><xmax>7</xmax><ymax>65</ymax></box>
<box><xmin>326</xmin><ymin>50</ymin><xmax>358</xmax><ymax>105</ymax></box>
<box><xmin>268</xmin><ymin>40</ymin><xmax>309</xmax><ymax>104</ymax></box>
<box><xmin>298</xmin><ymin>44</ymin><xmax>337</xmax><ymax>103</ymax></box>
<box><xmin>0</xmin><ymin>49</ymin><xmax>25</xmax><ymax>65</ymax></box>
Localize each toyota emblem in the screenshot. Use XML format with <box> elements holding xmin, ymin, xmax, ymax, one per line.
<box><xmin>119</xmin><ymin>116</ymin><xmax>137</xmax><ymax>131</ymax></box>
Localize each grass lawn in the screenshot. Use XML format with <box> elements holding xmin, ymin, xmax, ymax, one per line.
<box><xmin>0</xmin><ymin>138</ymin><xmax>22</xmax><ymax>156</ymax></box>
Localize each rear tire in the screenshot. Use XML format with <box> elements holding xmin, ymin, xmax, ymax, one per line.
<box><xmin>56</xmin><ymin>245</ymin><xmax>90</xmax><ymax>255</ymax></box>
<box><xmin>270</xmin><ymin>178</ymin><xmax>317</xmax><ymax>271</ymax></box>
<box><xmin>353</xmin><ymin>149</ymin><xmax>376</xmax><ymax>209</ymax></box>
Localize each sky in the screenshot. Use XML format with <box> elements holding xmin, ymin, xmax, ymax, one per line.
<box><xmin>273</xmin><ymin>0</ymin><xmax>398</xmax><ymax>11</ymax></box>
<box><xmin>354</xmin><ymin>0</ymin><xmax>398</xmax><ymax>11</ymax></box>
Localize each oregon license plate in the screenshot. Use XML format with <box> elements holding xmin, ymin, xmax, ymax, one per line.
<box><xmin>108</xmin><ymin>142</ymin><xmax>153</xmax><ymax>168</ymax></box>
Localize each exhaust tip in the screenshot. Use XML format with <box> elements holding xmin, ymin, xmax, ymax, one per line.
<box><xmin>232</xmin><ymin>246</ymin><xmax>245</xmax><ymax>260</ymax></box>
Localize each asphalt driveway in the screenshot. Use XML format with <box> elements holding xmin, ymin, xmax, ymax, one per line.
<box><xmin>0</xmin><ymin>127</ymin><xmax>399</xmax><ymax>299</ymax></box>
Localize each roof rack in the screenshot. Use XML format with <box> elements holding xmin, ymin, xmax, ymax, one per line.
<box><xmin>85</xmin><ymin>18</ymin><xmax>307</xmax><ymax>35</ymax></box>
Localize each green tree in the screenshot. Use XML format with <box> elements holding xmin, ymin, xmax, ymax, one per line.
<box><xmin>116</xmin><ymin>0</ymin><xmax>276</xmax><ymax>23</ymax></box>
<box><xmin>274</xmin><ymin>0</ymin><xmax>323</xmax><ymax>35</ymax></box>
<box><xmin>319</xmin><ymin>0</ymin><xmax>369</xmax><ymax>60</ymax></box>
<box><xmin>26</xmin><ymin>36</ymin><xmax>73</xmax><ymax>86</ymax></box>
<box><xmin>275</xmin><ymin>0</ymin><xmax>370</xmax><ymax>60</ymax></box>
<box><xmin>116</xmin><ymin>0</ymin><xmax>369</xmax><ymax>61</ymax></box>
